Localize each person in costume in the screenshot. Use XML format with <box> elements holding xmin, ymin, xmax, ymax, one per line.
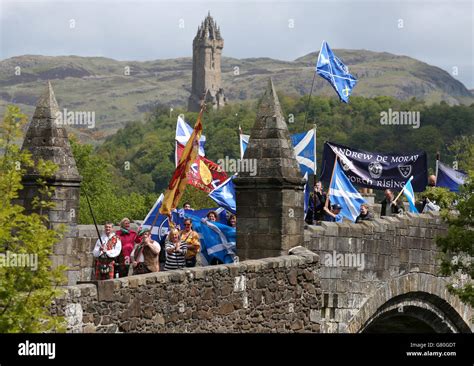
<box><xmin>131</xmin><ymin>228</ymin><xmax>161</xmax><ymax>274</ymax></box>
<box><xmin>115</xmin><ymin>217</ymin><xmax>138</xmax><ymax>277</ymax></box>
<box><xmin>92</xmin><ymin>222</ymin><xmax>122</xmax><ymax>280</ymax></box>
<box><xmin>179</xmin><ymin>218</ymin><xmax>201</xmax><ymax>268</ymax></box>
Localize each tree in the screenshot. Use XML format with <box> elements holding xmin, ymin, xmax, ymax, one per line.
<box><xmin>436</xmin><ymin>131</ymin><xmax>474</xmax><ymax>307</ymax></box>
<box><xmin>449</xmin><ymin>135</ymin><xmax>474</xmax><ymax>172</ymax></box>
<box><xmin>436</xmin><ymin>171</ymin><xmax>474</xmax><ymax>307</ymax></box>
<box><xmin>0</xmin><ymin>106</ymin><xmax>66</xmax><ymax>332</ymax></box>
<box><xmin>71</xmin><ymin>137</ymin><xmax>155</xmax><ymax>224</ymax></box>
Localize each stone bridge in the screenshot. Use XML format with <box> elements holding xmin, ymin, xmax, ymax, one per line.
<box><xmin>24</xmin><ymin>81</ymin><xmax>471</xmax><ymax>333</ymax></box>
<box><xmin>52</xmin><ymin>210</ymin><xmax>472</xmax><ymax>333</ymax></box>
<box><xmin>303</xmin><ymin>211</ymin><xmax>472</xmax><ymax>333</ymax></box>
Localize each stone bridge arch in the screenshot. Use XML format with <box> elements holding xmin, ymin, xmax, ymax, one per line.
<box><xmin>347</xmin><ymin>272</ymin><xmax>472</xmax><ymax>333</ymax></box>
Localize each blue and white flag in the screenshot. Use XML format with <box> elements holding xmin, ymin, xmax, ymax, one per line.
<box><xmin>329</xmin><ymin>159</ymin><xmax>367</xmax><ymax>222</ymax></box>
<box><xmin>142</xmin><ymin>194</ymin><xmax>227</xmax><ymax>243</ymax></box>
<box><xmin>403</xmin><ymin>176</ymin><xmax>418</xmax><ymax>213</ymax></box>
<box><xmin>437</xmin><ymin>161</ymin><xmax>468</xmax><ymax>192</ymax></box>
<box><xmin>303</xmin><ymin>172</ymin><xmax>310</xmax><ymax>219</ymax></box>
<box><xmin>141</xmin><ymin>194</ymin><xmax>170</xmax><ymax>242</ymax></box>
<box><xmin>316</xmin><ymin>41</ymin><xmax>357</xmax><ymax>103</ymax></box>
<box><xmin>239</xmin><ymin>132</ymin><xmax>250</xmax><ymax>159</ymax></box>
<box><xmin>241</xmin><ymin>128</ymin><xmax>316</xmax><ymax>175</ymax></box>
<box><xmin>176</xmin><ymin>207</ymin><xmax>227</xmax><ymax>226</ymax></box>
<box><xmin>175</xmin><ymin>115</ymin><xmax>206</xmax><ymax>165</ymax></box>
<box><xmin>208</xmin><ymin>175</ymin><xmax>236</xmax><ymax>214</ymax></box>
<box><xmin>291</xmin><ymin>128</ymin><xmax>316</xmax><ymax>175</ymax></box>
<box><xmin>187</xmin><ymin>214</ymin><xmax>236</xmax><ymax>264</ymax></box>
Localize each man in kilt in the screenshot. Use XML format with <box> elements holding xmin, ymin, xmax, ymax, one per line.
<box><xmin>92</xmin><ymin>222</ymin><xmax>122</xmax><ymax>280</ymax></box>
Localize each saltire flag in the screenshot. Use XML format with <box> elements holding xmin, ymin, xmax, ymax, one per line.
<box><xmin>175</xmin><ymin>115</ymin><xmax>206</xmax><ymax>165</ymax></box>
<box><xmin>402</xmin><ymin>176</ymin><xmax>418</xmax><ymax>213</ymax></box>
<box><xmin>291</xmin><ymin>127</ymin><xmax>317</xmax><ymax>175</ymax></box>
<box><xmin>239</xmin><ymin>126</ymin><xmax>250</xmax><ymax>159</ymax></box>
<box><xmin>142</xmin><ymin>197</ymin><xmax>227</xmax><ymax>243</ymax></box>
<box><xmin>176</xmin><ymin>142</ymin><xmax>228</xmax><ymax>193</ymax></box>
<box><xmin>141</xmin><ymin>194</ymin><xmax>169</xmax><ymax>242</ymax></box>
<box><xmin>240</xmin><ymin>127</ymin><xmax>316</xmax><ymax>174</ymax></box>
<box><xmin>437</xmin><ymin>161</ymin><xmax>468</xmax><ymax>192</ymax></box>
<box><xmin>329</xmin><ymin>159</ymin><xmax>367</xmax><ymax>222</ymax></box>
<box><xmin>303</xmin><ymin>172</ymin><xmax>310</xmax><ymax>219</ymax></box>
<box><xmin>187</xmin><ymin>214</ymin><xmax>236</xmax><ymax>265</ymax></box>
<box><xmin>316</xmin><ymin>41</ymin><xmax>357</xmax><ymax>103</ymax></box>
<box><xmin>208</xmin><ymin>175</ymin><xmax>236</xmax><ymax>214</ymax></box>
<box><xmin>161</xmin><ymin>109</ymin><xmax>204</xmax><ymax>215</ymax></box>
<box><xmin>177</xmin><ymin>207</ymin><xmax>227</xmax><ymax>224</ymax></box>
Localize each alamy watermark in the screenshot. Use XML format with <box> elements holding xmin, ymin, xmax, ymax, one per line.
<box><xmin>380</xmin><ymin>108</ymin><xmax>420</xmax><ymax>129</ymax></box>
<box><xmin>324</xmin><ymin>250</ymin><xmax>365</xmax><ymax>271</ymax></box>
<box><xmin>55</xmin><ymin>108</ymin><xmax>95</xmax><ymax>129</ymax></box>
<box><xmin>0</xmin><ymin>251</ymin><xmax>38</xmax><ymax>271</ymax></box>
<box><xmin>217</xmin><ymin>156</ymin><xmax>257</xmax><ymax>176</ymax></box>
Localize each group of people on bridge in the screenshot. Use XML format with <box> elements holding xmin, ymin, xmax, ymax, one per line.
<box><xmin>92</xmin><ymin>205</ymin><xmax>237</xmax><ymax>280</ymax></box>
<box><xmin>305</xmin><ymin>174</ymin><xmax>438</xmax><ymax>225</ymax></box>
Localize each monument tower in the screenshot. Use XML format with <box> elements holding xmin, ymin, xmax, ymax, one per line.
<box><xmin>188</xmin><ymin>12</ymin><xmax>226</xmax><ymax>112</ymax></box>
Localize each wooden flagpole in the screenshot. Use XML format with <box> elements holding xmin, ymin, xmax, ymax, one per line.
<box><xmin>325</xmin><ymin>155</ymin><xmax>339</xmax><ymax>209</ymax></box>
<box><xmin>393</xmin><ymin>176</ymin><xmax>414</xmax><ymax>203</ymax></box>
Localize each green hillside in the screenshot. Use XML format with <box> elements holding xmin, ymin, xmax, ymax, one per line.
<box><xmin>0</xmin><ymin>50</ymin><xmax>472</xmax><ymax>144</ymax></box>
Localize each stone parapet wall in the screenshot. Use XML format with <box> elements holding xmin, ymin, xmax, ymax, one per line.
<box><xmin>303</xmin><ymin>211</ymin><xmax>449</xmax><ymax>333</ymax></box>
<box><xmin>51</xmin><ymin>248</ymin><xmax>321</xmax><ymax>333</ymax></box>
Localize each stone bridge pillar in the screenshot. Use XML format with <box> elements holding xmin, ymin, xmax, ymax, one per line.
<box><xmin>234</xmin><ymin>79</ymin><xmax>305</xmax><ymax>260</ymax></box>
<box><xmin>17</xmin><ymin>82</ymin><xmax>83</xmax><ymax>284</ymax></box>
<box><xmin>18</xmin><ymin>81</ymin><xmax>82</xmax><ymax>232</ymax></box>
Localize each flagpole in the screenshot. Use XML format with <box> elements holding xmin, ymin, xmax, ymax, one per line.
<box><xmin>149</xmin><ymin>196</ymin><xmax>163</xmax><ymax>235</ymax></box>
<box><xmin>325</xmin><ymin>155</ymin><xmax>338</xmax><ymax>209</ymax></box>
<box><xmin>393</xmin><ymin>176</ymin><xmax>414</xmax><ymax>203</ymax></box>
<box><xmin>435</xmin><ymin>151</ymin><xmax>440</xmax><ymax>186</ymax></box>
<box><xmin>239</xmin><ymin>125</ymin><xmax>243</xmax><ymax>160</ymax></box>
<box><xmin>312</xmin><ymin>124</ymin><xmax>317</xmax><ymax>222</ymax></box>
<box><xmin>84</xmin><ymin>189</ymin><xmax>103</xmax><ymax>247</ymax></box>
<box><xmin>303</xmin><ymin>71</ymin><xmax>317</xmax><ymax>129</ymax></box>
<box><xmin>313</xmin><ymin>124</ymin><xmax>317</xmax><ymax>176</ymax></box>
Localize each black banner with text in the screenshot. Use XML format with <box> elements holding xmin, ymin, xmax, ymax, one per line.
<box><xmin>320</xmin><ymin>141</ymin><xmax>428</xmax><ymax>192</ymax></box>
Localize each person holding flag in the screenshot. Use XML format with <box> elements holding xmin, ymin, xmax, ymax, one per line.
<box><xmin>381</xmin><ymin>189</ymin><xmax>404</xmax><ymax>217</ymax></box>
<box><xmin>323</xmin><ymin>203</ymin><xmax>344</xmax><ymax>223</ymax></box>
<box><xmin>325</xmin><ymin>157</ymin><xmax>367</xmax><ymax>222</ymax></box>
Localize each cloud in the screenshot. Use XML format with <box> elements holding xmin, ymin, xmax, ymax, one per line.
<box><xmin>0</xmin><ymin>0</ymin><xmax>472</xmax><ymax>87</ymax></box>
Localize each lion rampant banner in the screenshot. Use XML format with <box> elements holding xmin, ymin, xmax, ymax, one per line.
<box><xmin>176</xmin><ymin>142</ymin><xmax>228</xmax><ymax>193</ymax></box>
<box><xmin>320</xmin><ymin>141</ymin><xmax>428</xmax><ymax>192</ymax></box>
<box><xmin>160</xmin><ymin>111</ymin><xmax>204</xmax><ymax>215</ymax></box>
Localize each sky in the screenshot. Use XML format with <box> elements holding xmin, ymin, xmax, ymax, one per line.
<box><xmin>0</xmin><ymin>0</ymin><xmax>473</xmax><ymax>88</ymax></box>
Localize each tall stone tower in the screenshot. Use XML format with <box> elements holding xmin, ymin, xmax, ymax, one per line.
<box><xmin>234</xmin><ymin>79</ymin><xmax>305</xmax><ymax>260</ymax></box>
<box><xmin>188</xmin><ymin>12</ymin><xmax>226</xmax><ymax>112</ymax></box>
<box><xmin>18</xmin><ymin>81</ymin><xmax>82</xmax><ymax>232</ymax></box>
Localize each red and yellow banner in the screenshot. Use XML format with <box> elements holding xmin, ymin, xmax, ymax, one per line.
<box><xmin>160</xmin><ymin>109</ymin><xmax>203</xmax><ymax>215</ymax></box>
<box><xmin>176</xmin><ymin>142</ymin><xmax>228</xmax><ymax>193</ymax></box>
